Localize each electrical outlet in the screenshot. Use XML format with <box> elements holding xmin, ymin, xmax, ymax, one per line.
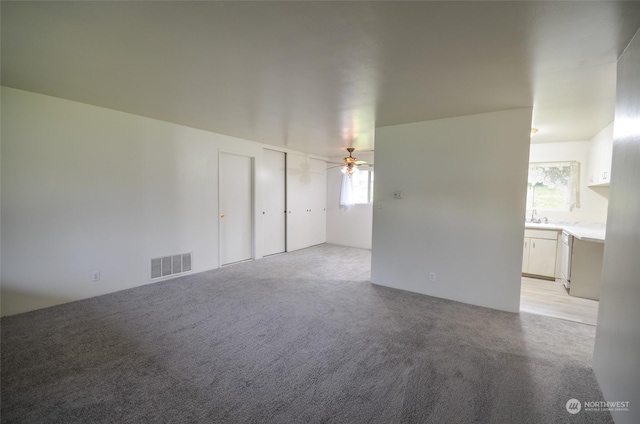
<box><xmin>429</xmin><ymin>272</ymin><xmax>436</xmax><ymax>282</ymax></box>
<box><xmin>91</xmin><ymin>271</ymin><xmax>100</xmax><ymax>282</ymax></box>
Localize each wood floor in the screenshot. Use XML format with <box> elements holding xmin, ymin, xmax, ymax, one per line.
<box><xmin>520</xmin><ymin>276</ymin><xmax>599</xmax><ymax>326</ymax></box>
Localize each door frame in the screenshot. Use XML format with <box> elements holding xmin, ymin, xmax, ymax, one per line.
<box><xmin>218</xmin><ymin>149</ymin><xmax>256</xmax><ymax>266</ymax></box>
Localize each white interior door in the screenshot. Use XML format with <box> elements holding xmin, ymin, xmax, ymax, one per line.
<box><xmin>262</xmin><ymin>149</ymin><xmax>286</xmax><ymax>256</ymax></box>
<box><xmin>220</xmin><ymin>152</ymin><xmax>253</xmax><ymax>265</ymax></box>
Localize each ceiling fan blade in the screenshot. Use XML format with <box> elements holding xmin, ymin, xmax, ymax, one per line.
<box><xmin>354</xmin><ymin>160</ymin><xmax>368</xmax><ymax>165</ymax></box>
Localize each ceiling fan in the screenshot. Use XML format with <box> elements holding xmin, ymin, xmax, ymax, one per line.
<box><xmin>328</xmin><ymin>147</ymin><xmax>372</xmax><ymax>176</ymax></box>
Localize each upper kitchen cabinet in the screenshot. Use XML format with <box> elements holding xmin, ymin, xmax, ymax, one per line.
<box><xmin>588</xmin><ymin>122</ymin><xmax>614</xmax><ymax>187</ymax></box>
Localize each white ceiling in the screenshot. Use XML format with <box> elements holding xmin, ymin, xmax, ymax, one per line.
<box><xmin>2</xmin><ymin>1</ymin><xmax>640</xmax><ymax>157</ymax></box>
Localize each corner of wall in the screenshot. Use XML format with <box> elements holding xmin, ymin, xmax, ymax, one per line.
<box><xmin>371</xmin><ymin>108</ymin><xmax>532</xmax><ymax>313</ymax></box>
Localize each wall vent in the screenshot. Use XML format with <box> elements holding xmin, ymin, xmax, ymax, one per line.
<box><xmin>150</xmin><ymin>253</ymin><xmax>192</xmax><ymax>279</ymax></box>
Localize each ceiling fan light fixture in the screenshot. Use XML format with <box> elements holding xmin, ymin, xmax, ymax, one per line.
<box><xmin>339</xmin><ymin>147</ymin><xmax>363</xmax><ymax>177</ymax></box>
<box><xmin>344</xmin><ymin>147</ymin><xmax>357</xmax><ymax>165</ymax></box>
<box><xmin>341</xmin><ymin>163</ymin><xmax>359</xmax><ymax>176</ymax></box>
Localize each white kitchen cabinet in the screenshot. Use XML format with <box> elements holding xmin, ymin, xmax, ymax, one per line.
<box><xmin>522</xmin><ymin>229</ymin><xmax>559</xmax><ymax>279</ymax></box>
<box><xmin>522</xmin><ymin>239</ymin><xmax>530</xmax><ymax>273</ymax></box>
<box><xmin>286</xmin><ymin>154</ymin><xmax>327</xmax><ymax>252</ymax></box>
<box><xmin>588</xmin><ymin>122</ymin><xmax>614</xmax><ymax>187</ymax></box>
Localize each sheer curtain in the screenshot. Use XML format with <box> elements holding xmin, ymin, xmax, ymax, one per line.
<box><xmin>340</xmin><ymin>173</ymin><xmax>354</xmax><ymax>207</ymax></box>
<box><xmin>527</xmin><ymin>161</ymin><xmax>580</xmax><ymax>211</ymax></box>
<box><xmin>567</xmin><ymin>161</ymin><xmax>580</xmax><ymax>211</ymax></box>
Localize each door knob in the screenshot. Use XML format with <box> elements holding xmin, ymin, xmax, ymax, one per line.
<box><xmin>220</xmin><ymin>214</ymin><xmax>225</xmax><ymax>218</ymax></box>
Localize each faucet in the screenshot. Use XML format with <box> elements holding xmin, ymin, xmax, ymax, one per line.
<box><xmin>527</xmin><ymin>209</ymin><xmax>549</xmax><ymax>224</ymax></box>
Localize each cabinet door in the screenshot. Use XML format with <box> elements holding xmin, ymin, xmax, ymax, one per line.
<box><xmin>527</xmin><ymin>238</ymin><xmax>557</xmax><ymax>277</ymax></box>
<box><xmin>588</xmin><ymin>123</ymin><xmax>614</xmax><ymax>186</ymax></box>
<box><xmin>599</xmin><ymin>136</ymin><xmax>613</xmax><ymax>184</ymax></box>
<box><xmin>588</xmin><ymin>142</ymin><xmax>600</xmax><ymax>186</ymax></box>
<box><xmin>522</xmin><ymin>238</ymin><xmax>530</xmax><ymax>273</ymax></box>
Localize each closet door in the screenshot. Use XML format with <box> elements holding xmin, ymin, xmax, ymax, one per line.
<box><xmin>309</xmin><ymin>158</ymin><xmax>327</xmax><ymax>246</ymax></box>
<box><xmin>219</xmin><ymin>152</ymin><xmax>253</xmax><ymax>265</ymax></box>
<box><xmin>286</xmin><ymin>154</ymin><xmax>327</xmax><ymax>251</ymax></box>
<box><xmin>286</xmin><ymin>153</ymin><xmax>310</xmax><ymax>252</ymax></box>
<box><xmin>262</xmin><ymin>149</ymin><xmax>286</xmax><ymax>256</ymax></box>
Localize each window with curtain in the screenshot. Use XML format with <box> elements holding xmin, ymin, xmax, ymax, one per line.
<box><xmin>526</xmin><ymin>161</ymin><xmax>580</xmax><ymax>211</ymax></box>
<box><xmin>340</xmin><ymin>169</ymin><xmax>374</xmax><ymax>206</ymax></box>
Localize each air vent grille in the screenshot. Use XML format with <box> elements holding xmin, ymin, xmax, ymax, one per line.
<box><xmin>150</xmin><ymin>253</ymin><xmax>192</xmax><ymax>279</ymax></box>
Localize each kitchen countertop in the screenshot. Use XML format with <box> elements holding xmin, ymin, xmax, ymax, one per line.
<box><xmin>525</xmin><ymin>221</ymin><xmax>606</xmax><ymax>243</ymax></box>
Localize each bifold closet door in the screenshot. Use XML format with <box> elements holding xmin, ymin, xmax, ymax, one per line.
<box><xmin>219</xmin><ymin>152</ymin><xmax>253</xmax><ymax>265</ymax></box>
<box><xmin>262</xmin><ymin>149</ymin><xmax>286</xmax><ymax>256</ymax></box>
<box><xmin>286</xmin><ymin>154</ymin><xmax>326</xmax><ymax>252</ymax></box>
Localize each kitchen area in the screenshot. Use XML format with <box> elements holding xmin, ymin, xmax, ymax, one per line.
<box><xmin>520</xmin><ymin>122</ymin><xmax>613</xmax><ymax>325</ymax></box>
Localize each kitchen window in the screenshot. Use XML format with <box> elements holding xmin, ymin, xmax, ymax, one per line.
<box><xmin>526</xmin><ymin>161</ymin><xmax>580</xmax><ymax>211</ymax></box>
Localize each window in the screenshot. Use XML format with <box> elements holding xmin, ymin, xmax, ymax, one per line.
<box><xmin>340</xmin><ymin>169</ymin><xmax>374</xmax><ymax>206</ymax></box>
<box><xmin>526</xmin><ymin>161</ymin><xmax>580</xmax><ymax>211</ymax></box>
<box><xmin>351</xmin><ymin>169</ymin><xmax>374</xmax><ymax>204</ymax></box>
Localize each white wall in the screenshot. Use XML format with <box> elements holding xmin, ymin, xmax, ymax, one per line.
<box><xmin>371</xmin><ymin>109</ymin><xmax>532</xmax><ymax>313</ymax></box>
<box><xmin>0</xmin><ymin>87</ymin><xmax>319</xmax><ymax>316</ymax></box>
<box><xmin>593</xmin><ymin>30</ymin><xmax>640</xmax><ymax>424</ymax></box>
<box><xmin>528</xmin><ymin>137</ymin><xmax>610</xmax><ymax>223</ymax></box>
<box><xmin>326</xmin><ymin>151</ymin><xmax>374</xmax><ymax>249</ymax></box>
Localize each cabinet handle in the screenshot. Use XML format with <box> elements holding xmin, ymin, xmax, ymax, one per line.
<box><xmin>532</xmin><ymin>241</ymin><xmax>536</xmax><ymax>249</ymax></box>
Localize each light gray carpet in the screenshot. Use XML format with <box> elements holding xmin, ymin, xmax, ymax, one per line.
<box><xmin>1</xmin><ymin>244</ymin><xmax>611</xmax><ymax>423</ymax></box>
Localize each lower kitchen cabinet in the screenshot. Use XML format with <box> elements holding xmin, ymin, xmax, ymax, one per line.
<box><xmin>569</xmin><ymin>238</ymin><xmax>604</xmax><ymax>300</ymax></box>
<box><xmin>522</xmin><ymin>229</ymin><xmax>559</xmax><ymax>279</ymax></box>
